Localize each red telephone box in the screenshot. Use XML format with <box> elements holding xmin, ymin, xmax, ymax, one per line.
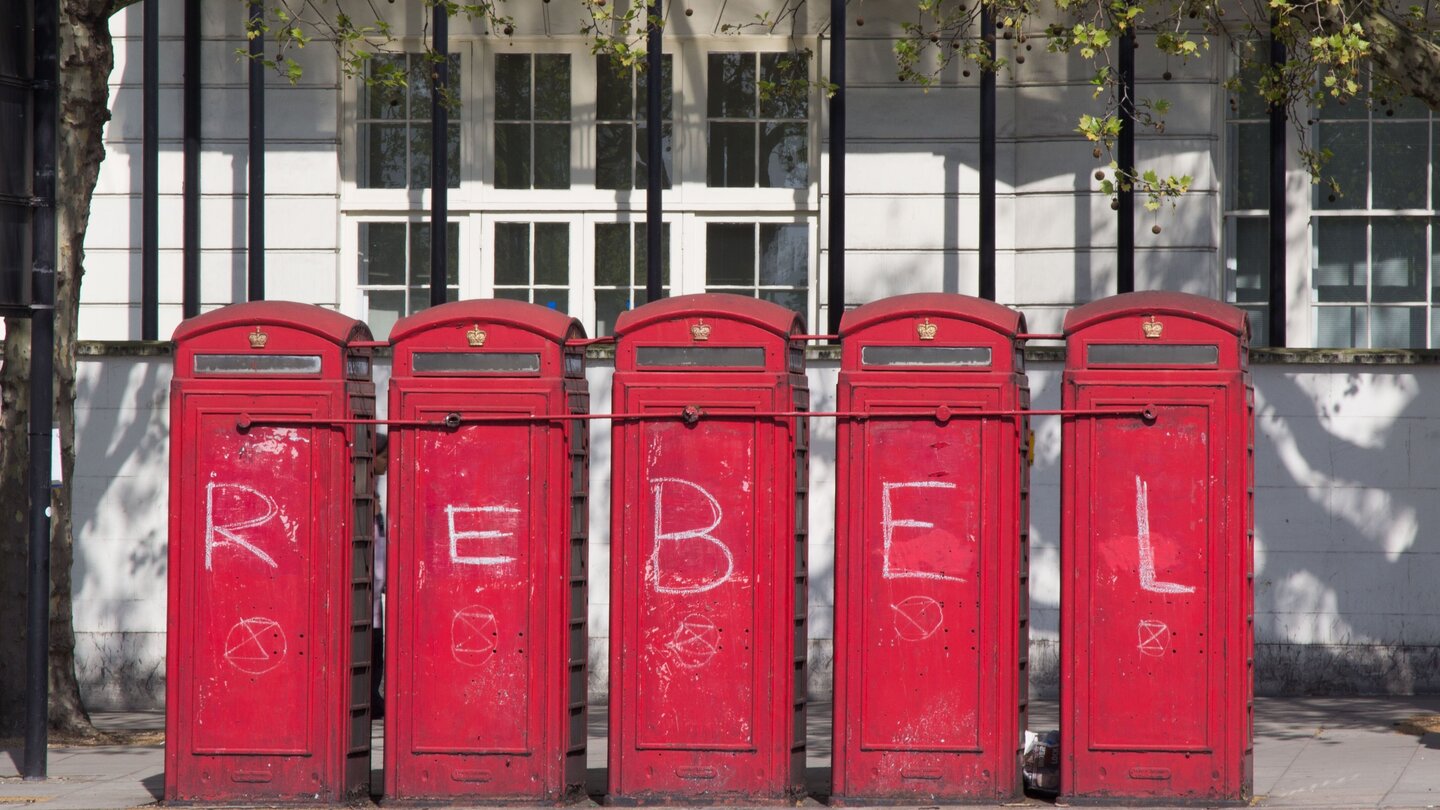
<box><xmin>609</xmin><ymin>294</ymin><xmax>808</xmax><ymax>802</ymax></box>
<box><xmin>384</xmin><ymin>299</ymin><xmax>589</xmax><ymax>801</ymax></box>
<box><xmin>831</xmin><ymin>293</ymin><xmax>1030</xmax><ymax>802</ymax></box>
<box><xmin>166</xmin><ymin>302</ymin><xmax>376</xmax><ymax>803</ymax></box>
<box><xmin>1061</xmin><ymin>291</ymin><xmax>1254</xmax><ymax>803</ymax></box>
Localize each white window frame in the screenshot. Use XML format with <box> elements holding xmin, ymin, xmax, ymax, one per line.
<box><xmin>339</xmin><ymin>40</ymin><xmax>478</xmax><ymax>212</ymax></box>
<box><xmin>340</xmin><ymin>214</ymin><xmax>476</xmax><ymax>338</ymax></box>
<box><xmin>1219</xmin><ymin>41</ymin><xmax>1313</xmax><ymax>347</ymax></box>
<box><xmin>1306</xmin><ymin>87</ymin><xmax>1437</xmax><ymax>349</ymax></box>
<box><xmin>577</xmin><ymin>212</ymin><xmax>684</xmax><ymax>335</ymax></box>
<box><xmin>340</xmin><ymin>34</ymin><xmax>822</xmax><ymax>336</ymax></box>
<box><xmin>1220</xmin><ymin>51</ymin><xmax>1272</xmax><ymax>345</ymax></box>
<box><xmin>593</xmin><ymin>52</ymin><xmax>676</xmax><ymax>193</ymax></box>
<box><xmin>681</xmin><ymin>38</ymin><xmax>822</xmax><ymax>212</ymax></box>
<box><xmin>683</xmin><ymin>212</ymin><xmax>818</xmax><ymax>326</ymax></box>
<box><xmin>476</xmin><ymin>212</ymin><xmax>584</xmax><ymax>317</ymax></box>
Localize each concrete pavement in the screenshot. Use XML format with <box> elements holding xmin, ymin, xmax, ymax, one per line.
<box><xmin>3</xmin><ymin>698</ymin><xmax>1439</xmax><ymax>808</ymax></box>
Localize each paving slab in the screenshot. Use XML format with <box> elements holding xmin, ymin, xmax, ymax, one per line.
<box><xmin>1</xmin><ymin>698</ymin><xmax>1439</xmax><ymax>809</ymax></box>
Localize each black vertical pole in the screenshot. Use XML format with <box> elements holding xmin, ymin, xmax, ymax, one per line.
<box><xmin>430</xmin><ymin>8</ymin><xmax>448</xmax><ymax>308</ymax></box>
<box><xmin>978</xmin><ymin>9</ymin><xmax>996</xmax><ymax>301</ymax></box>
<box><xmin>141</xmin><ymin>0</ymin><xmax>158</xmax><ymax>338</ymax></box>
<box><xmin>827</xmin><ymin>0</ymin><xmax>845</xmax><ymax>335</ymax></box>
<box><xmin>1116</xmin><ymin>32</ymin><xmax>1135</xmax><ymax>293</ymax></box>
<box><xmin>1268</xmin><ymin>27</ymin><xmax>1286</xmax><ymax>346</ymax></box>
<box><xmin>183</xmin><ymin>0</ymin><xmax>200</xmax><ymax>319</ymax></box>
<box><xmin>644</xmin><ymin>1</ymin><xmax>663</xmax><ymax>302</ymax></box>
<box><xmin>23</xmin><ymin>0</ymin><xmax>58</xmax><ymax>780</ymax></box>
<box><xmin>247</xmin><ymin>1</ymin><xmax>264</xmax><ymax>301</ymax></box>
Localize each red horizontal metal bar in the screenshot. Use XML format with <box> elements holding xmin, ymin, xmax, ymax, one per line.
<box><xmin>356</xmin><ymin>334</ymin><xmax>1058</xmax><ymax>351</ymax></box>
<box><xmin>239</xmin><ymin>413</ymin><xmax>622</xmax><ymax>430</ymax></box>
<box><xmin>693</xmin><ymin>407</ymin><xmax>1148</xmax><ymax>419</ymax></box>
<box><xmin>240</xmin><ymin>405</ymin><xmax>1150</xmax><ymax>432</ymax></box>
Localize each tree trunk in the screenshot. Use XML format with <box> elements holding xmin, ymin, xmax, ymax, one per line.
<box><xmin>45</xmin><ymin>0</ymin><xmax>118</xmax><ymax>736</ymax></box>
<box><xmin>0</xmin><ymin>0</ymin><xmax>118</xmax><ymax>738</ymax></box>
<box><xmin>0</xmin><ymin>317</ymin><xmax>34</xmax><ymax>737</ymax></box>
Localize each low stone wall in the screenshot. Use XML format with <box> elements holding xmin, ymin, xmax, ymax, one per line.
<box><xmin>69</xmin><ymin>345</ymin><xmax>1440</xmax><ymax>708</ymax></box>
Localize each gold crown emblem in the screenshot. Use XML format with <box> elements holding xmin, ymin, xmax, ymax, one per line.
<box><xmin>916</xmin><ymin>318</ymin><xmax>938</xmax><ymax>341</ymax></box>
<box><xmin>466</xmin><ymin>324</ymin><xmax>487</xmax><ymax>347</ymax></box>
<box><xmin>690</xmin><ymin>320</ymin><xmax>712</xmax><ymax>341</ymax></box>
<box><xmin>247</xmin><ymin>327</ymin><xmax>269</xmax><ymax>349</ymax></box>
<box><xmin>1141</xmin><ymin>316</ymin><xmax>1164</xmax><ymax>339</ymax></box>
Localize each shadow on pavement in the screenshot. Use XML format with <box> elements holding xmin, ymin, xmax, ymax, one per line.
<box><xmin>1254</xmin><ymin>695</ymin><xmax>1440</xmax><ymax>741</ymax></box>
<box><xmin>141</xmin><ymin>771</ymin><xmax>163</xmax><ymax>800</ymax></box>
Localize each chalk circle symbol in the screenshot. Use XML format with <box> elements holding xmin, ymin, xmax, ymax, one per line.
<box><xmin>892</xmin><ymin>595</ymin><xmax>944</xmax><ymax>641</ymax></box>
<box><xmin>666</xmin><ymin>614</ymin><xmax>721</xmax><ymax>668</ymax></box>
<box><xmin>224</xmin><ymin>616</ymin><xmax>287</xmax><ymax>675</ymax></box>
<box><xmin>452</xmin><ymin>605</ymin><xmax>499</xmax><ymax>666</ymax></box>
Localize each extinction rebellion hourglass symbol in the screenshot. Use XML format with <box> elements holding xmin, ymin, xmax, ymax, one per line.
<box><xmin>452</xmin><ymin>605</ymin><xmax>499</xmax><ymax>666</ymax></box>
<box><xmin>666</xmin><ymin>614</ymin><xmax>721</xmax><ymax>668</ymax></box>
<box><xmin>224</xmin><ymin>617</ymin><xmax>287</xmax><ymax>675</ymax></box>
<box><xmin>1137</xmin><ymin>619</ymin><xmax>1170</xmax><ymax>657</ymax></box>
<box><xmin>891</xmin><ymin>596</ymin><xmax>944</xmax><ymax>641</ymax></box>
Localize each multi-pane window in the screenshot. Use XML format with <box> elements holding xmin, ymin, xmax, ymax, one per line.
<box><xmin>357</xmin><ymin>54</ymin><xmax>460</xmax><ymax>189</ymax></box>
<box><xmin>1223</xmin><ymin>61</ymin><xmax>1271</xmax><ymax>345</ymax></box>
<box><xmin>594</xmin><ymin>223</ymin><xmax>671</xmax><ymax>335</ymax></box>
<box><xmin>1311</xmin><ymin>84</ymin><xmax>1438</xmax><ymax>347</ymax></box>
<box><xmin>348</xmin><ymin>42</ymin><xmax>821</xmax><ymax>334</ymax></box>
<box><xmin>494</xmin><ymin>222</ymin><xmax>570</xmax><ymax>310</ymax></box>
<box><xmin>358</xmin><ymin>222</ymin><xmax>460</xmax><ymax>338</ymax></box>
<box><xmin>705</xmin><ymin>223</ymin><xmax>808</xmax><ymax>313</ymax></box>
<box><xmin>707</xmin><ymin>53</ymin><xmax>809</xmax><ymax>189</ymax></box>
<box><xmin>495</xmin><ymin>54</ymin><xmax>571</xmax><ymax>189</ymax></box>
<box><xmin>597</xmin><ymin>56</ymin><xmax>673</xmax><ymax>190</ymax></box>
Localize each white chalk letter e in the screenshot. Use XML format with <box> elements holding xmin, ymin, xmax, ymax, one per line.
<box><xmin>881</xmin><ymin>481</ymin><xmax>963</xmax><ymax>582</ymax></box>
<box><xmin>447</xmin><ymin>505</ymin><xmax>520</xmax><ymax>566</ymax></box>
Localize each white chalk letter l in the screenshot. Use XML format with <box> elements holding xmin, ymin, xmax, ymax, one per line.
<box><xmin>1135</xmin><ymin>475</ymin><xmax>1195</xmax><ymax>594</ymax></box>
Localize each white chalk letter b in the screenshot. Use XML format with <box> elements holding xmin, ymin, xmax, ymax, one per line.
<box><xmin>649</xmin><ymin>477</ymin><xmax>735</xmax><ymax>594</ymax></box>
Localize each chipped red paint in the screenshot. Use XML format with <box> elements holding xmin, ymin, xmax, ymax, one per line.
<box><xmin>384</xmin><ymin>300</ymin><xmax>589</xmax><ymax>802</ymax></box>
<box><xmin>1060</xmin><ymin>292</ymin><xmax>1254</xmax><ymax>803</ymax></box>
<box><xmin>609</xmin><ymin>294</ymin><xmax>808</xmax><ymax>803</ymax></box>
<box><xmin>166</xmin><ymin>302</ymin><xmax>375</xmax><ymax>803</ymax></box>
<box><xmin>831</xmin><ymin>293</ymin><xmax>1030</xmax><ymax>803</ymax></box>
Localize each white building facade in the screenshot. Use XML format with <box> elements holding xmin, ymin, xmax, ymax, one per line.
<box><xmin>71</xmin><ymin>0</ymin><xmax>1440</xmax><ymax>708</ymax></box>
